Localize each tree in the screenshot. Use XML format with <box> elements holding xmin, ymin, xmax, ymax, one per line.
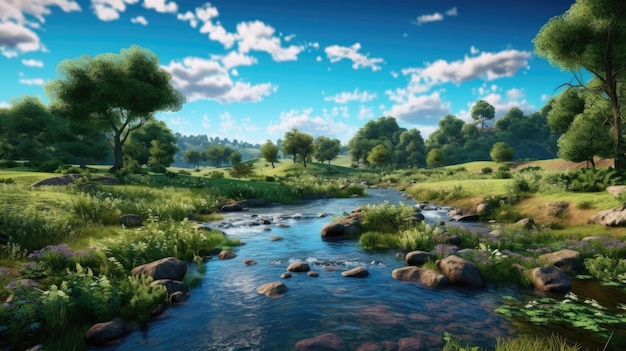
<box><xmin>260</xmin><ymin>140</ymin><xmax>279</xmax><ymax>168</ymax></box>
<box><xmin>183</xmin><ymin>150</ymin><xmax>201</xmax><ymax>170</ymax></box>
<box><xmin>148</xmin><ymin>140</ymin><xmax>169</xmax><ymax>173</ymax></box>
<box><xmin>395</xmin><ymin>129</ymin><xmax>425</xmax><ymax>167</ymax></box>
<box><xmin>230</xmin><ymin>150</ymin><xmax>242</xmax><ymax>165</ymax></box>
<box><xmin>490</xmin><ymin>142</ymin><xmax>515</xmax><ymax>163</ymax></box>
<box><xmin>546</xmin><ymin>88</ymin><xmax>586</xmax><ymax>133</ymax></box>
<box><xmin>228</xmin><ymin>161</ymin><xmax>253</xmax><ymax>179</ymax></box>
<box><xmin>534</xmin><ymin>0</ymin><xmax>626</xmax><ymax>169</ymax></box>
<box><xmin>347</xmin><ymin>116</ymin><xmax>405</xmax><ymax>165</ymax></box>
<box><xmin>426</xmin><ymin>148</ymin><xmax>444</xmax><ymax>168</ymax></box>
<box><xmin>557</xmin><ymin>111</ymin><xmax>613</xmax><ymax>167</ymax></box>
<box><xmin>282</xmin><ymin>129</ymin><xmax>313</xmax><ymax>167</ymax></box>
<box><xmin>125</xmin><ymin>120</ymin><xmax>178</xmax><ymax>167</ymax></box>
<box><xmin>313</xmin><ymin>136</ymin><xmax>341</xmax><ymax>164</ymax></box>
<box><xmin>282</xmin><ymin>129</ymin><xmax>299</xmax><ymax>163</ymax></box>
<box><xmin>45</xmin><ymin>45</ymin><xmax>185</xmax><ymax>172</ymax></box>
<box><xmin>367</xmin><ymin>145</ymin><xmax>390</xmax><ymax>167</ymax></box>
<box><xmin>206</xmin><ymin>145</ymin><xmax>233</xmax><ymax>168</ymax></box>
<box><xmin>471</xmin><ymin>100</ymin><xmax>495</xmax><ymax>130</ymax></box>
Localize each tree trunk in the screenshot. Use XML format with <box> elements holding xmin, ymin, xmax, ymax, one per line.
<box><xmin>271</xmin><ymin>162</ymin><xmax>275</xmax><ymax>168</ymax></box>
<box><xmin>110</xmin><ymin>132</ymin><xmax>124</xmax><ymax>172</ymax></box>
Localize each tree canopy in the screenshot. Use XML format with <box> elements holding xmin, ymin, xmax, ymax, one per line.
<box><xmin>46</xmin><ymin>45</ymin><xmax>185</xmax><ymax>172</ymax></box>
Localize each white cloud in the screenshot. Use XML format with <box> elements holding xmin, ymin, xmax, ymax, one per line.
<box><xmin>446</xmin><ymin>7</ymin><xmax>458</xmax><ymax>17</ymax></box>
<box><xmin>470</xmin><ymin>46</ymin><xmax>480</xmax><ymax>55</ymax></box>
<box><xmin>236</xmin><ymin>21</ymin><xmax>304</xmax><ymax>61</ymax></box>
<box><xmin>0</xmin><ymin>101</ymin><xmax>9</xmax><ymax>108</ymax></box>
<box><xmin>21</xmin><ymin>58</ymin><xmax>43</xmax><ymax>67</ymax></box>
<box><xmin>202</xmin><ymin>114</ymin><xmax>210</xmax><ymax>129</ymax></box>
<box><xmin>324</xmin><ymin>43</ymin><xmax>384</xmax><ymax>72</ymax></box>
<box><xmin>163</xmin><ymin>56</ymin><xmax>274</xmax><ymax>103</ymax></box>
<box><xmin>385</xmin><ymin>91</ymin><xmax>451</xmax><ymax>124</ymax></box>
<box><xmin>91</xmin><ymin>0</ymin><xmax>139</xmax><ymax>21</ymax></box>
<box><xmin>415</xmin><ymin>12</ymin><xmax>443</xmax><ymax>25</ymax></box>
<box><xmin>507</xmin><ymin>88</ymin><xmax>525</xmax><ymax>100</ymax></box>
<box><xmin>400</xmin><ymin>49</ymin><xmax>532</xmax><ymax>93</ymax></box>
<box><xmin>142</xmin><ymin>0</ymin><xmax>177</xmax><ymax>13</ymax></box>
<box><xmin>176</xmin><ymin>11</ymin><xmax>197</xmax><ymax>28</ymax></box>
<box><xmin>357</xmin><ymin>105</ymin><xmax>375</xmax><ymax>120</ymax></box>
<box><xmin>316</xmin><ymin>56</ymin><xmax>322</xmax><ymax>62</ymax></box>
<box><xmin>0</xmin><ymin>22</ymin><xmax>41</xmax><ymax>54</ymax></box>
<box><xmin>267</xmin><ymin>108</ymin><xmax>357</xmax><ymax>143</ymax></box>
<box><xmin>19</xmin><ymin>77</ymin><xmax>45</xmax><ymax>85</ymax></box>
<box><xmin>324</xmin><ymin>89</ymin><xmax>377</xmax><ymax>104</ymax></box>
<box><xmin>130</xmin><ymin>15</ymin><xmax>148</xmax><ymax>25</ymax></box>
<box><xmin>216</xmin><ymin>51</ymin><xmax>258</xmax><ymax>70</ymax></box>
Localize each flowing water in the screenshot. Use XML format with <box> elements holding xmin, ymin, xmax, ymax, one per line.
<box><xmin>96</xmin><ymin>189</ymin><xmax>625</xmax><ymax>351</ymax></box>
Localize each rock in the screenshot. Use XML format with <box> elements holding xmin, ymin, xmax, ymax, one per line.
<box><xmin>30</xmin><ymin>174</ymin><xmax>77</xmax><ymax>187</ymax></box>
<box><xmin>150</xmin><ymin>279</ymin><xmax>188</xmax><ymax>296</ymax></box>
<box><xmin>119</xmin><ymin>214</ymin><xmax>142</xmax><ymax>227</ymax></box>
<box><xmin>221</xmin><ymin>204</ymin><xmax>243</xmax><ymax>212</ymax></box>
<box><xmin>454</xmin><ymin>214</ymin><xmax>480</xmax><ymax>222</ymax></box>
<box><xmin>131</xmin><ymin>257</ymin><xmax>187</xmax><ymax>281</ymax></box>
<box><xmin>268</xmin><ymin>236</ymin><xmax>283</xmax><ymax>241</ymax></box>
<box><xmin>476</xmin><ymin>203</ymin><xmax>490</xmax><ymax>214</ymax></box>
<box><xmin>397</xmin><ymin>337</ymin><xmax>424</xmax><ymax>351</ymax></box>
<box><xmin>295</xmin><ymin>333</ymin><xmax>345</xmax><ymax>351</ymax></box>
<box><xmin>531</xmin><ymin>266</ymin><xmax>571</xmax><ymax>292</ymax></box>
<box><xmin>218</xmin><ymin>250</ymin><xmax>237</xmax><ymax>260</ymax></box>
<box><xmin>538</xmin><ymin>249</ymin><xmax>583</xmax><ymax>274</ymax></box>
<box><xmin>392</xmin><ymin>266</ymin><xmax>451</xmax><ymax>288</ymax></box>
<box><xmin>5</xmin><ymin>278</ymin><xmax>39</xmax><ymax>290</ymax></box>
<box><xmin>435</xmin><ymin>233</ymin><xmax>460</xmax><ymax>246</ymax></box>
<box><xmin>243</xmin><ymin>259</ymin><xmax>257</xmax><ymax>266</ymax></box>
<box><xmin>235</xmin><ymin>198</ymin><xmax>268</xmax><ymax>208</ymax></box>
<box><xmin>546</xmin><ymin>201</ymin><xmax>569</xmax><ymax>217</ymax></box>
<box><xmin>515</xmin><ymin>218</ymin><xmax>536</xmax><ymax>230</ymax></box>
<box><xmin>307</xmin><ymin>271</ymin><xmax>319</xmax><ymax>277</ymax></box>
<box><xmin>588</xmin><ymin>205</ymin><xmax>626</xmax><ymax>226</ymax></box>
<box><xmin>256</xmin><ymin>281</ymin><xmax>287</xmax><ymax>298</ymax></box>
<box><xmin>288</xmin><ymin>261</ymin><xmax>310</xmax><ymax>272</ymax></box>
<box><xmin>281</xmin><ymin>272</ymin><xmax>292</xmax><ymax>279</ymax></box>
<box><xmin>436</xmin><ymin>255</ymin><xmax>485</xmax><ymax>288</ymax></box>
<box><xmin>607</xmin><ymin>185</ymin><xmax>626</xmax><ymax>197</ymax></box>
<box><xmin>84</xmin><ymin>317</ymin><xmax>130</xmax><ymax>345</ymax></box>
<box><xmin>171</xmin><ymin>290</ymin><xmax>190</xmax><ymax>303</ymax></box>
<box><xmin>321</xmin><ymin>222</ymin><xmax>345</xmax><ymax>237</ymax></box>
<box><xmin>405</xmin><ymin>251</ymin><xmax>433</xmax><ymax>266</ymax></box>
<box><xmin>341</xmin><ymin>267</ymin><xmax>369</xmax><ymax>278</ymax></box>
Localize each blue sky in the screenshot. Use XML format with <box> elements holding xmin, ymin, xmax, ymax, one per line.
<box><xmin>0</xmin><ymin>0</ymin><xmax>576</xmax><ymax>145</ymax></box>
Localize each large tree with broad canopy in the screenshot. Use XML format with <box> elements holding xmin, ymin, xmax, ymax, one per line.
<box><xmin>45</xmin><ymin>45</ymin><xmax>185</xmax><ymax>172</ymax></box>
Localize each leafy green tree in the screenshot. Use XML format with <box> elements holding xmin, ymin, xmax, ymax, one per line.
<box><xmin>148</xmin><ymin>140</ymin><xmax>169</xmax><ymax>173</ymax></box>
<box><xmin>546</xmin><ymin>88</ymin><xmax>586</xmax><ymax>133</ymax></box>
<box><xmin>367</xmin><ymin>144</ymin><xmax>391</xmax><ymax>167</ymax></box>
<box><xmin>558</xmin><ymin>111</ymin><xmax>613</xmax><ymax>168</ymax></box>
<box><xmin>471</xmin><ymin>100</ymin><xmax>495</xmax><ymax>130</ymax></box>
<box><xmin>230</xmin><ymin>150</ymin><xmax>242</xmax><ymax>165</ymax></box>
<box><xmin>260</xmin><ymin>140</ymin><xmax>279</xmax><ymax>168</ymax></box>
<box><xmin>183</xmin><ymin>150</ymin><xmax>201</xmax><ymax>170</ymax></box>
<box><xmin>348</xmin><ymin>116</ymin><xmax>404</xmax><ymax>165</ymax></box>
<box><xmin>395</xmin><ymin>129</ymin><xmax>425</xmax><ymax>167</ymax></box>
<box><xmin>534</xmin><ymin>0</ymin><xmax>626</xmax><ymax>169</ymax></box>
<box><xmin>426</xmin><ymin>148</ymin><xmax>444</xmax><ymax>168</ymax></box>
<box><xmin>46</xmin><ymin>45</ymin><xmax>185</xmax><ymax>172</ymax></box>
<box><xmin>125</xmin><ymin>120</ymin><xmax>178</xmax><ymax>167</ymax></box>
<box><xmin>293</xmin><ymin>132</ymin><xmax>314</xmax><ymax>167</ymax></box>
<box><xmin>229</xmin><ymin>162</ymin><xmax>254</xmax><ymax>179</ymax></box>
<box><xmin>206</xmin><ymin>145</ymin><xmax>233</xmax><ymax>168</ymax></box>
<box><xmin>282</xmin><ymin>129</ymin><xmax>299</xmax><ymax>163</ymax></box>
<box><xmin>313</xmin><ymin>136</ymin><xmax>341</xmax><ymax>164</ymax></box>
<box><xmin>490</xmin><ymin>142</ymin><xmax>515</xmax><ymax>163</ymax></box>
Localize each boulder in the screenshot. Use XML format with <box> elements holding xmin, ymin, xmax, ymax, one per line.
<box><xmin>281</xmin><ymin>272</ymin><xmax>292</xmax><ymax>279</ymax></box>
<box><xmin>546</xmin><ymin>201</ymin><xmax>568</xmax><ymax>217</ymax></box>
<box><xmin>84</xmin><ymin>317</ymin><xmax>130</xmax><ymax>345</ymax></box>
<box><xmin>476</xmin><ymin>203</ymin><xmax>490</xmax><ymax>214</ymax></box>
<box><xmin>150</xmin><ymin>279</ymin><xmax>188</xmax><ymax>296</ymax></box>
<box><xmin>257</xmin><ymin>281</ymin><xmax>287</xmax><ymax>298</ymax></box>
<box><xmin>288</xmin><ymin>261</ymin><xmax>310</xmax><ymax>272</ymax></box>
<box><xmin>268</xmin><ymin>236</ymin><xmax>283</xmax><ymax>241</ymax></box>
<box><xmin>538</xmin><ymin>249</ymin><xmax>582</xmax><ymax>274</ymax></box>
<box><xmin>607</xmin><ymin>185</ymin><xmax>626</xmax><ymax>197</ymax></box>
<box><xmin>405</xmin><ymin>251</ymin><xmax>433</xmax><ymax>266</ymax></box>
<box><xmin>531</xmin><ymin>266</ymin><xmax>571</xmax><ymax>292</ymax></box>
<box><xmin>307</xmin><ymin>271</ymin><xmax>319</xmax><ymax>277</ymax></box>
<box><xmin>131</xmin><ymin>257</ymin><xmax>187</xmax><ymax>281</ymax></box>
<box><xmin>321</xmin><ymin>222</ymin><xmax>345</xmax><ymax>237</ymax></box>
<box><xmin>243</xmin><ymin>259</ymin><xmax>257</xmax><ymax>266</ymax></box>
<box><xmin>515</xmin><ymin>218</ymin><xmax>536</xmax><ymax>230</ymax></box>
<box><xmin>341</xmin><ymin>267</ymin><xmax>369</xmax><ymax>278</ymax></box>
<box><xmin>588</xmin><ymin>205</ymin><xmax>626</xmax><ymax>226</ymax></box>
<box><xmin>392</xmin><ymin>266</ymin><xmax>451</xmax><ymax>288</ymax></box>
<box><xmin>119</xmin><ymin>214</ymin><xmax>142</xmax><ymax>227</ymax></box>
<box><xmin>295</xmin><ymin>333</ymin><xmax>345</xmax><ymax>351</ymax></box>
<box><xmin>436</xmin><ymin>255</ymin><xmax>485</xmax><ymax>288</ymax></box>
<box><xmin>218</xmin><ymin>250</ymin><xmax>237</xmax><ymax>260</ymax></box>
<box><xmin>454</xmin><ymin>214</ymin><xmax>480</xmax><ymax>222</ymax></box>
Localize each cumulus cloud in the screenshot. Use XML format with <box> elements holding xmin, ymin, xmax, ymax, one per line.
<box><xmin>142</xmin><ymin>0</ymin><xmax>177</xmax><ymax>13</ymax></box>
<box><xmin>415</xmin><ymin>12</ymin><xmax>443</xmax><ymax>25</ymax></box>
<box><xmin>177</xmin><ymin>3</ymin><xmax>304</xmax><ymax>61</ymax></box>
<box><xmin>131</xmin><ymin>15</ymin><xmax>148</xmax><ymax>25</ymax></box>
<box><xmin>385</xmin><ymin>91</ymin><xmax>451</xmax><ymax>124</ymax></box>
<box><xmin>324</xmin><ymin>43</ymin><xmax>384</xmax><ymax>72</ymax></box>
<box><xmin>446</xmin><ymin>7</ymin><xmax>458</xmax><ymax>17</ymax></box>
<box><xmin>91</xmin><ymin>0</ymin><xmax>139</xmax><ymax>21</ymax></box>
<box><xmin>400</xmin><ymin>49</ymin><xmax>532</xmax><ymax>93</ymax></box>
<box><xmin>19</xmin><ymin>77</ymin><xmax>45</xmax><ymax>85</ymax></box>
<box><xmin>267</xmin><ymin>108</ymin><xmax>357</xmax><ymax>143</ymax></box>
<box><xmin>0</xmin><ymin>0</ymin><xmax>80</xmax><ymax>56</ymax></box>
<box><xmin>324</xmin><ymin>89</ymin><xmax>377</xmax><ymax>104</ymax></box>
<box><xmin>163</xmin><ymin>56</ymin><xmax>274</xmax><ymax>103</ymax></box>
<box><xmin>21</xmin><ymin>58</ymin><xmax>43</xmax><ymax>67</ymax></box>
<box><xmin>357</xmin><ymin>105</ymin><xmax>375</xmax><ymax>120</ymax></box>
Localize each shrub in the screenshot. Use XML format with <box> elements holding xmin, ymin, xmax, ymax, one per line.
<box><xmin>397</xmin><ymin>224</ymin><xmax>440</xmax><ymax>251</ymax></box>
<box><xmin>177</xmin><ymin>169</ymin><xmax>191</xmax><ymax>176</ymax></box>
<box><xmin>37</xmin><ymin>159</ymin><xmax>64</xmax><ymax>172</ymax></box>
<box><xmin>359</xmin><ymin>231</ymin><xmax>398</xmax><ymax>250</ymax></box>
<box><xmin>481</xmin><ymin>167</ymin><xmax>493</xmax><ymax>174</ymax></box>
<box><xmin>210</xmin><ymin>171</ymin><xmax>224</xmax><ymax>178</ymax></box>
<box><xmin>362</xmin><ymin>202</ymin><xmax>415</xmax><ymax>233</ymax></box>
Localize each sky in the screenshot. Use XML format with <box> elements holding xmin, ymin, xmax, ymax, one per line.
<box><xmin>0</xmin><ymin>0</ymin><xmax>577</xmax><ymax>145</ymax></box>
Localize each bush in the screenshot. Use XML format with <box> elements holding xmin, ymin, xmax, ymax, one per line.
<box><xmin>0</xmin><ymin>160</ymin><xmax>18</xmax><ymax>168</ymax></box>
<box><xmin>37</xmin><ymin>159</ymin><xmax>64</xmax><ymax>172</ymax></box>
<box><xmin>481</xmin><ymin>167</ymin><xmax>493</xmax><ymax>174</ymax></box>
<box><xmin>359</xmin><ymin>231</ymin><xmax>398</xmax><ymax>250</ymax></box>
<box><xmin>177</xmin><ymin>169</ymin><xmax>191</xmax><ymax>176</ymax></box>
<box><xmin>210</xmin><ymin>171</ymin><xmax>224</xmax><ymax>178</ymax></box>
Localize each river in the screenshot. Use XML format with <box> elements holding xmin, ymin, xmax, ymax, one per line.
<box><xmin>95</xmin><ymin>189</ymin><xmax>624</xmax><ymax>350</ymax></box>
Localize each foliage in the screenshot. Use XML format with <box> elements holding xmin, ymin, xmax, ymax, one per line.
<box><xmin>228</xmin><ymin>162</ymin><xmax>254</xmax><ymax>179</ymax></box>
<box><xmin>490</xmin><ymin>142</ymin><xmax>515</xmax><ymax>163</ymax></box>
<box><xmin>397</xmin><ymin>224</ymin><xmax>441</xmax><ymax>251</ymax></box>
<box><xmin>496</xmin><ymin>292</ymin><xmax>626</xmax><ymax>339</ymax></box>
<box><xmin>584</xmin><ymin>255</ymin><xmax>626</xmax><ymax>288</ymax></box>
<box><xmin>260</xmin><ymin>140</ymin><xmax>279</xmax><ymax>168</ymax></box>
<box><xmin>495</xmin><ymin>334</ymin><xmax>581</xmax><ymax>351</ymax></box>
<box><xmin>313</xmin><ymin>136</ymin><xmax>341</xmax><ymax>165</ymax></box>
<box><xmin>120</xmin><ymin>275</ymin><xmax>167</xmax><ymax>326</ymax></box>
<box><xmin>367</xmin><ymin>144</ymin><xmax>391</xmax><ymax>167</ymax></box>
<box><xmin>361</xmin><ymin>202</ymin><xmax>416</xmax><ymax>233</ymax></box>
<box><xmin>426</xmin><ymin>148</ymin><xmax>444</xmax><ymax>168</ymax></box>
<box><xmin>557</xmin><ymin>111</ymin><xmax>613</xmax><ymax>167</ymax></box>
<box><xmin>471</xmin><ymin>99</ymin><xmax>496</xmax><ymax>130</ymax></box>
